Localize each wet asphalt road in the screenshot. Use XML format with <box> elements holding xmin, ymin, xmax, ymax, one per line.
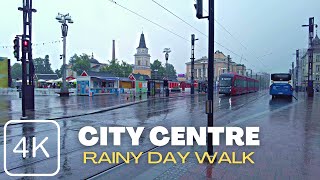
<box><xmin>1</xmin><ymin>91</ymin><xmax>320</xmax><ymax>179</ymax></box>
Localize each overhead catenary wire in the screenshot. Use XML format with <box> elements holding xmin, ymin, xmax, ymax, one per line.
<box><xmin>198</xmin><ymin>1</ymin><xmax>272</xmax><ymax>71</ymax></box>
<box><xmin>151</xmin><ymin>0</ymin><xmax>258</xmax><ymax>69</ymax></box>
<box><xmin>108</xmin><ymin>0</ymin><xmax>254</xmax><ymax>66</ymax></box>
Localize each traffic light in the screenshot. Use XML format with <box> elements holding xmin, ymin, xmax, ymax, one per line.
<box><xmin>309</xmin><ymin>17</ymin><xmax>314</xmax><ymax>34</ymax></box>
<box><xmin>13</xmin><ymin>37</ymin><xmax>20</xmax><ymax>60</ymax></box>
<box><xmin>22</xmin><ymin>39</ymin><xmax>29</xmax><ymax>53</ymax></box>
<box><xmin>195</xmin><ymin>0</ymin><xmax>203</xmax><ymax>19</ymax></box>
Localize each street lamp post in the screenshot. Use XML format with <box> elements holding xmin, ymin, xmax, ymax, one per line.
<box><xmin>56</xmin><ymin>13</ymin><xmax>74</xmax><ymax>97</ymax></box>
<box><xmin>302</xmin><ymin>17</ymin><xmax>317</xmax><ymax>97</ymax></box>
<box><xmin>163</xmin><ymin>48</ymin><xmax>171</xmax><ymax>97</ymax></box>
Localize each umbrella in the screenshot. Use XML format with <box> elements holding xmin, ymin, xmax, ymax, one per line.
<box><xmin>37</xmin><ymin>79</ymin><xmax>46</xmax><ymax>82</ymax></box>
<box><xmin>68</xmin><ymin>79</ymin><xmax>77</xmax><ymax>83</ymax></box>
<box><xmin>46</xmin><ymin>79</ymin><xmax>55</xmax><ymax>83</ymax></box>
<box><xmin>53</xmin><ymin>78</ymin><xmax>62</xmax><ymax>83</ymax></box>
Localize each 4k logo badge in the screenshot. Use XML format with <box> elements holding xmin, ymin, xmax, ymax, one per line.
<box><xmin>3</xmin><ymin>120</ymin><xmax>60</xmax><ymax>176</ymax></box>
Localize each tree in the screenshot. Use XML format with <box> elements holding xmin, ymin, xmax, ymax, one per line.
<box><xmin>100</xmin><ymin>59</ymin><xmax>133</xmax><ymax>77</ymax></box>
<box><xmin>55</xmin><ymin>65</ymin><xmax>63</xmax><ymax>78</ymax></box>
<box><xmin>11</xmin><ymin>63</ymin><xmax>22</xmax><ymax>79</ymax></box>
<box><xmin>166</xmin><ymin>63</ymin><xmax>177</xmax><ymax>79</ymax></box>
<box><xmin>120</xmin><ymin>61</ymin><xmax>133</xmax><ymax>77</ymax></box>
<box><xmin>150</xmin><ymin>59</ymin><xmax>165</xmax><ymax>79</ymax></box>
<box><xmin>70</xmin><ymin>53</ymin><xmax>91</xmax><ymax>75</ymax></box>
<box><xmin>150</xmin><ymin>59</ymin><xmax>177</xmax><ymax>79</ymax></box>
<box><xmin>33</xmin><ymin>55</ymin><xmax>54</xmax><ymax>74</ymax></box>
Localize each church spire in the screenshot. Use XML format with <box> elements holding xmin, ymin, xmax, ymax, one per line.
<box><xmin>138</xmin><ymin>32</ymin><xmax>147</xmax><ymax>48</ymax></box>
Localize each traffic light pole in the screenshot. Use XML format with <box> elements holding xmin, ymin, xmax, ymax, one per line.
<box><xmin>207</xmin><ymin>0</ymin><xmax>215</xmax><ymax>156</ymax></box>
<box><xmin>18</xmin><ymin>0</ymin><xmax>36</xmax><ymax>119</ymax></box>
<box><xmin>227</xmin><ymin>55</ymin><xmax>230</xmax><ymax>72</ymax></box>
<box><xmin>295</xmin><ymin>50</ymin><xmax>299</xmax><ymax>92</ymax></box>
<box><xmin>195</xmin><ymin>0</ymin><xmax>214</xmax><ymax>156</ymax></box>
<box><xmin>190</xmin><ymin>34</ymin><xmax>195</xmax><ymax>95</ymax></box>
<box><xmin>302</xmin><ymin>17</ymin><xmax>316</xmax><ymax>97</ymax></box>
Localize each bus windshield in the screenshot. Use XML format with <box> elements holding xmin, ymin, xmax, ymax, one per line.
<box><xmin>271</xmin><ymin>74</ymin><xmax>291</xmax><ymax>81</ymax></box>
<box><xmin>219</xmin><ymin>77</ymin><xmax>232</xmax><ymax>87</ymax></box>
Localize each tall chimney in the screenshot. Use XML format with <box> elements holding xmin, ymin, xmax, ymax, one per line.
<box><xmin>112</xmin><ymin>40</ymin><xmax>115</xmax><ymax>60</ymax></box>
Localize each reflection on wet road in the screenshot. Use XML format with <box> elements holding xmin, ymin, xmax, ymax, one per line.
<box><xmin>1</xmin><ymin>91</ymin><xmax>320</xmax><ymax>179</ymax></box>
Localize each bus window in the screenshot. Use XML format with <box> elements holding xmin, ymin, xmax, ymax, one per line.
<box><xmin>271</xmin><ymin>74</ymin><xmax>291</xmax><ymax>81</ymax></box>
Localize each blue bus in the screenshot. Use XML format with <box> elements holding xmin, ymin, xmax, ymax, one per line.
<box><xmin>270</xmin><ymin>73</ymin><xmax>293</xmax><ymax>98</ymax></box>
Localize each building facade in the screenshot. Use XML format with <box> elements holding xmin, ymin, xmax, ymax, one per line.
<box><xmin>185</xmin><ymin>51</ymin><xmax>247</xmax><ymax>82</ymax></box>
<box><xmin>133</xmin><ymin>32</ymin><xmax>151</xmax><ymax>77</ymax></box>
<box><xmin>297</xmin><ymin>35</ymin><xmax>320</xmax><ymax>90</ymax></box>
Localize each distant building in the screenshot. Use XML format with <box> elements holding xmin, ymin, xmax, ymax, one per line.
<box><xmin>66</xmin><ymin>53</ymin><xmax>107</xmax><ymax>77</ymax></box>
<box><xmin>88</xmin><ymin>53</ymin><xmax>107</xmax><ymax>72</ymax></box>
<box><xmin>133</xmin><ymin>32</ymin><xmax>151</xmax><ymax>77</ymax></box>
<box><xmin>297</xmin><ymin>35</ymin><xmax>320</xmax><ymax>90</ymax></box>
<box><xmin>129</xmin><ymin>73</ymin><xmax>149</xmax><ymax>93</ymax></box>
<box><xmin>185</xmin><ymin>51</ymin><xmax>247</xmax><ymax>82</ymax></box>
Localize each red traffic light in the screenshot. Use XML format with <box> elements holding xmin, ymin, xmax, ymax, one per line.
<box><xmin>23</xmin><ymin>40</ymin><xmax>29</xmax><ymax>47</ymax></box>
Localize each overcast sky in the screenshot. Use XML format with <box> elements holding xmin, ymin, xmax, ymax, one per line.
<box><xmin>1</xmin><ymin>0</ymin><xmax>319</xmax><ymax>74</ymax></box>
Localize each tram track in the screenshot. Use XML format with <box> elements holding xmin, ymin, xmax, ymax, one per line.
<box><xmin>0</xmin><ymin>92</ymin><xmax>268</xmax><ymax>177</ymax></box>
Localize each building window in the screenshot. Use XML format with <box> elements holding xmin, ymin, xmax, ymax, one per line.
<box><xmin>316</xmin><ymin>75</ymin><xmax>320</xmax><ymax>81</ymax></box>
<box><xmin>138</xmin><ymin>60</ymin><xmax>141</xmax><ymax>66</ymax></box>
<box><xmin>316</xmin><ymin>55</ymin><xmax>320</xmax><ymax>62</ymax></box>
<box><xmin>317</xmin><ymin>65</ymin><xmax>320</xmax><ymax>72</ymax></box>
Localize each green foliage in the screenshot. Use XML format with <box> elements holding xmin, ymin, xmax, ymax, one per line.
<box><xmin>55</xmin><ymin>65</ymin><xmax>63</xmax><ymax>78</ymax></box>
<box><xmin>11</xmin><ymin>63</ymin><xmax>22</xmax><ymax>79</ymax></box>
<box><xmin>150</xmin><ymin>59</ymin><xmax>177</xmax><ymax>79</ymax></box>
<box><xmin>70</xmin><ymin>53</ymin><xmax>91</xmax><ymax>75</ymax></box>
<box><xmin>33</xmin><ymin>55</ymin><xmax>54</xmax><ymax>74</ymax></box>
<box><xmin>100</xmin><ymin>59</ymin><xmax>133</xmax><ymax>77</ymax></box>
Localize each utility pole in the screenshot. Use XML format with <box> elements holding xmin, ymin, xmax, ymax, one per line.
<box><xmin>292</xmin><ymin>62</ymin><xmax>294</xmax><ymax>88</ymax></box>
<box><xmin>18</xmin><ymin>0</ymin><xmax>36</xmax><ymax>119</ymax></box>
<box><xmin>190</xmin><ymin>34</ymin><xmax>198</xmax><ymax>95</ymax></box>
<box><xmin>302</xmin><ymin>17</ymin><xmax>317</xmax><ymax>97</ymax></box>
<box><xmin>227</xmin><ymin>55</ymin><xmax>230</xmax><ymax>72</ymax></box>
<box><xmin>195</xmin><ymin>0</ymin><xmax>214</xmax><ymax>155</ymax></box>
<box><xmin>295</xmin><ymin>50</ymin><xmax>299</xmax><ymax>92</ymax></box>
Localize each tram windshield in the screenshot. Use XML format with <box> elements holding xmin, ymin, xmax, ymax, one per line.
<box><xmin>219</xmin><ymin>77</ymin><xmax>232</xmax><ymax>87</ymax></box>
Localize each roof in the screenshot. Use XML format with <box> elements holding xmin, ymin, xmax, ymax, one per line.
<box><xmin>313</xmin><ymin>34</ymin><xmax>320</xmax><ymax>46</ymax></box>
<box><xmin>91</xmin><ymin>64</ymin><xmax>101</xmax><ymax>69</ymax></box>
<box><xmin>89</xmin><ymin>58</ymin><xmax>100</xmax><ymax>64</ymax></box>
<box><xmin>119</xmin><ymin>77</ymin><xmax>132</xmax><ymax>82</ymax></box>
<box><xmin>86</xmin><ymin>71</ymin><xmax>115</xmax><ymax>78</ymax></box>
<box><xmin>89</xmin><ymin>53</ymin><xmax>100</xmax><ymax>64</ymax></box>
<box><xmin>138</xmin><ymin>32</ymin><xmax>147</xmax><ymax>48</ymax></box>
<box><xmin>35</xmin><ymin>74</ymin><xmax>59</xmax><ymax>80</ymax></box>
<box><xmin>129</xmin><ymin>73</ymin><xmax>150</xmax><ymax>81</ymax></box>
<box><xmin>214</xmin><ymin>50</ymin><xmax>227</xmax><ymax>59</ymax></box>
